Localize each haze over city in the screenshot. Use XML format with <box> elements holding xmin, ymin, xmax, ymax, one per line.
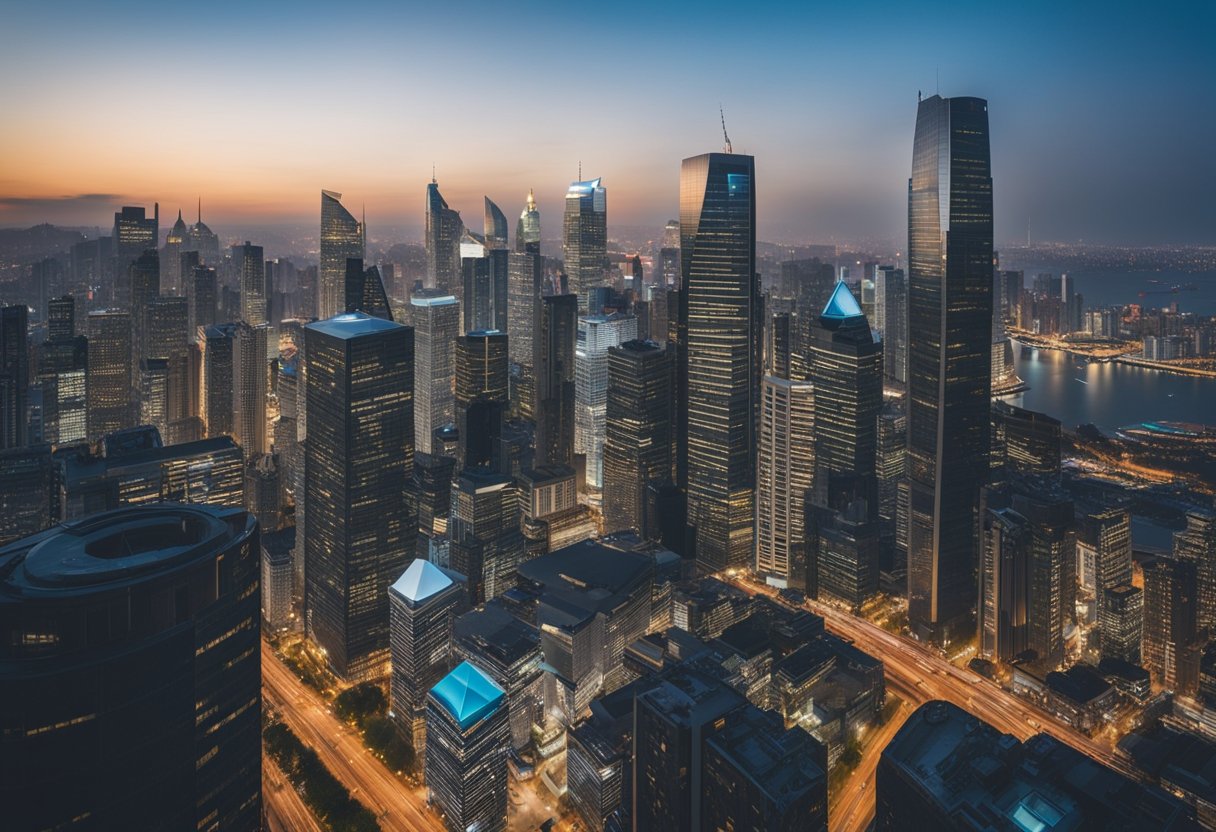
<box><xmin>2</xmin><ymin>1</ymin><xmax>1213</xmax><ymax>244</ymax></box>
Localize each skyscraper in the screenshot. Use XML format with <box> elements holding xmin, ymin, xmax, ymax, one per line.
<box><xmin>128</xmin><ymin>249</ymin><xmax>159</xmax><ymax>376</ymax></box>
<box><xmin>515</xmin><ymin>189</ymin><xmax>541</xmax><ymax>254</ymax></box>
<box><xmin>320</xmin><ymin>190</ymin><xmax>364</xmax><ymax>320</ymax></box>
<box><xmin>755</xmin><ymin>376</ymin><xmax>815</xmax><ymax>590</ymax></box>
<box><xmin>534</xmin><ymin>294</ymin><xmax>577</xmax><ymax>469</ymax></box>
<box><xmin>425</xmin><ymin>661</ymin><xmax>510</xmax><ymax>832</ymax></box>
<box><xmin>190</xmin><ymin>265</ymin><xmax>217</xmax><ymax>334</ymax></box>
<box><xmin>906</xmin><ymin>94</ymin><xmax>994</xmax><ymax>642</ymax></box>
<box><xmin>449</xmin><ymin>468</ymin><xmax>523</xmax><ymax>604</ymax></box>
<box><xmin>426</xmin><ymin>178</ymin><xmax>464</xmax><ymax>295</ymax></box>
<box><xmin>680</xmin><ymin>152</ymin><xmax>760</xmax><ymax>571</ymax></box>
<box><xmin>507</xmin><ymin>250</ymin><xmax>544</xmax><ymax>419</ymax></box>
<box><xmin>462</xmin><ymin>249</ymin><xmax>508</xmax><ymax>334</ymax></box>
<box><xmin>389</xmin><ymin>558</ymin><xmax>465</xmax><ymax>753</ymax></box>
<box><xmin>0</xmin><ymin>305</ymin><xmax>29</xmax><ymax>449</ymax></box>
<box><xmin>238</xmin><ymin>241</ymin><xmax>267</xmax><ymax>325</ymax></box>
<box><xmin>39</xmin><ymin>329</ymin><xmax>88</xmax><ymax>445</ymax></box>
<box><xmin>563</xmin><ymin>177</ymin><xmax>607</xmax><ymax>310</ymax></box>
<box><xmin>455</xmin><ymin>330</ymin><xmax>509</xmax><ymax>470</ymax></box>
<box><xmin>1142</xmin><ymin>556</ymin><xmax>1197</xmax><ymax>690</ymax></box>
<box><xmin>160</xmin><ymin>209</ymin><xmax>188</xmax><ymax>294</ymax></box>
<box><xmin>233</xmin><ymin>322</ymin><xmax>268</xmax><ymax>457</ymax></box>
<box><xmin>809</xmin><ymin>280</ymin><xmax>882</xmax><ymax>517</ymax></box>
<box><xmin>202</xmin><ymin>323</ymin><xmax>235</xmax><ymax>439</ymax></box>
<box><xmin>410</xmin><ymin>291</ymin><xmax>459</xmax><ymax>455</ymax></box>
<box><xmin>86</xmin><ymin>310</ymin><xmax>133</xmax><ymax>440</ymax></box>
<box><xmin>304</xmin><ymin>312</ymin><xmax>414</xmax><ymax>680</ymax></box>
<box><xmin>978</xmin><ymin>506</ymin><xmax>1030</xmax><ymax>663</ymax></box>
<box><xmin>343</xmin><ymin>257</ymin><xmax>392</xmax><ymax>320</ymax></box>
<box><xmin>112</xmin><ymin>204</ymin><xmax>158</xmax><ymax>275</ymax></box>
<box><xmin>874</xmin><ymin>265</ymin><xmax>907</xmax><ymax>385</ymax></box>
<box><xmin>1175</xmin><ymin>510</ymin><xmax>1216</xmax><ymax>632</ymax></box>
<box><xmin>0</xmin><ymin>503</ymin><xmax>261</xmax><ymax>831</ymax></box>
<box><xmin>602</xmin><ymin>340</ymin><xmax>672</xmax><ymax>534</ymax></box>
<box><xmin>484</xmin><ymin>196</ymin><xmax>509</xmax><ymax>249</ymax></box>
<box><xmin>575</xmin><ymin>312</ymin><xmax>637</xmax><ymax>489</ymax></box>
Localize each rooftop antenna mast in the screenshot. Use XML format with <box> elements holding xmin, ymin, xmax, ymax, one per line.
<box><xmin>431</xmin><ymin>164</ymin><xmax>436</xmax><ymax>185</ymax></box>
<box><xmin>720</xmin><ymin>104</ymin><xmax>733</xmax><ymax>154</ymax></box>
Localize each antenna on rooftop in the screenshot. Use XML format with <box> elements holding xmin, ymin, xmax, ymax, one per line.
<box><xmin>720</xmin><ymin>104</ymin><xmax>733</xmax><ymax>154</ymax></box>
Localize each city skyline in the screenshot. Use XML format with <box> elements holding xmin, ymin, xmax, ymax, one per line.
<box><xmin>2</xmin><ymin>3</ymin><xmax>1213</xmax><ymax>245</ymax></box>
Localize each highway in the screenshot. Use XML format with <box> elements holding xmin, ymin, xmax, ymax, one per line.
<box><xmin>263</xmin><ymin>751</ymin><xmax>323</xmax><ymax>832</ymax></box>
<box><xmin>262</xmin><ymin>639</ymin><xmax>446</xmax><ymax>832</ymax></box>
<box><xmin>729</xmin><ymin>576</ymin><xmax>1138</xmax><ymax>832</ymax></box>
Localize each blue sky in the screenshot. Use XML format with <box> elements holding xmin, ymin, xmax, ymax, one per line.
<box><xmin>1</xmin><ymin>1</ymin><xmax>1212</xmax><ymax>245</ymax></box>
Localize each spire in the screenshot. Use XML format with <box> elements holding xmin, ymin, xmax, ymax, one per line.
<box><xmin>720</xmin><ymin>104</ymin><xmax>733</xmax><ymax>154</ymax></box>
<box><xmin>431</xmin><ymin>164</ymin><xmax>436</xmax><ymax>185</ymax></box>
<box><xmin>526</xmin><ymin>188</ymin><xmax>536</xmax><ymax>212</ymax></box>
<box><xmin>197</xmin><ymin>196</ymin><xmax>201</xmax><ymax>224</ymax></box>
<box><xmin>821</xmin><ymin>279</ymin><xmax>865</xmax><ymax>321</ymax></box>
<box><xmin>578</xmin><ymin>160</ymin><xmax>582</xmax><ymax>180</ymax></box>
<box><xmin>177</xmin><ymin>209</ymin><xmax>183</xmax><ymax>222</ymax></box>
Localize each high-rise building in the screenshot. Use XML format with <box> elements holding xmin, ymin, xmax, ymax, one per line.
<box><xmin>425</xmin><ymin>661</ymin><xmax>510</xmax><ymax>832</ymax></box>
<box><xmin>455</xmin><ymin>330</ymin><xmax>509</xmax><ymax>470</ymax></box>
<box><xmin>906</xmin><ymin>94</ymin><xmax>994</xmax><ymax>643</ymax></box>
<box><xmin>755</xmin><ymin>376</ymin><xmax>815</xmax><ymax>590</ymax></box>
<box><xmin>410</xmin><ymin>291</ymin><xmax>459</xmax><ymax>455</ymax></box>
<box><xmin>874</xmin><ymin>265</ymin><xmax>907</xmax><ymax>385</ymax></box>
<box><xmin>766</xmin><ymin>311</ymin><xmax>792</xmax><ymax>379</ymax></box>
<box><xmin>603</xmin><ymin>340</ymin><xmax>672</xmax><ymax>535</ymax></box>
<box><xmin>991</xmin><ymin>401</ymin><xmax>1062</xmax><ymax>477</ymax></box>
<box><xmin>449</xmin><ymin>467</ymin><xmax>523</xmax><ymax>604</ymax></box>
<box><xmin>563</xmin><ymin>177</ymin><xmax>608</xmax><ymax>310</ymax></box>
<box><xmin>809</xmin><ymin>281</ymin><xmax>882</xmax><ymax>517</ymax></box>
<box><xmin>1101</xmin><ymin>584</ymin><xmax>1143</xmax><ymax>665</ymax></box>
<box><xmin>237</xmin><ymin>241</ymin><xmax>266</xmax><ymax>325</ymax></box>
<box><xmin>535</xmin><ymin>294</ymin><xmax>577</xmax><ymax>468</ymax></box>
<box><xmin>0</xmin><ymin>305</ymin><xmax>29</xmax><ymax>449</ymax></box>
<box><xmin>1084</xmin><ymin>506</ymin><xmax>1133</xmax><ymax>650</ymax></box>
<box><xmin>515</xmin><ymin>189</ymin><xmax>541</xmax><ymax>255</ymax></box>
<box><xmin>86</xmin><ymin>310</ymin><xmax>133</xmax><ymax>439</ymax></box>
<box><xmin>462</xmin><ymin>249</ymin><xmax>508</xmax><ymax>333</ymax></box>
<box><xmin>304</xmin><ymin>312</ymin><xmax>414</xmax><ymax>680</ymax></box>
<box><xmin>112</xmin><ymin>205</ymin><xmax>158</xmax><ymax>289</ymax></box>
<box><xmin>1143</xmin><ymin>557</ymin><xmax>1198</xmax><ymax>690</ymax></box>
<box><xmin>389</xmin><ymin>558</ymin><xmax>466</xmax><ymax>753</ymax></box>
<box><xmin>0</xmin><ymin>445</ymin><xmax>53</xmax><ymax>545</ymax></box>
<box><xmin>201</xmin><ymin>323</ymin><xmax>235</xmax><ymax>439</ymax></box>
<box><xmin>507</xmin><ymin>250</ymin><xmax>543</xmax><ymax>419</ymax></box>
<box><xmin>426</xmin><ymin>179</ymin><xmax>464</xmax><ymax>295</ymax></box>
<box><xmin>978</xmin><ymin>506</ymin><xmax>1031</xmax><ymax>664</ymax></box>
<box><xmin>160</xmin><ymin>210</ymin><xmax>188</xmax><ymax>294</ymax></box>
<box><xmin>320</xmin><ymin>190</ymin><xmax>364</xmax><ymax>320</ymax></box>
<box><xmin>1009</xmin><ymin>487</ymin><xmax>1074</xmax><ymax>670</ymax></box>
<box><xmin>877</xmin><ymin>400</ymin><xmax>907</xmax><ymax>552</ymax></box>
<box><xmin>190</xmin><ymin>265</ymin><xmax>217</xmax><ymax>335</ymax></box>
<box><xmin>679</xmin><ymin>152</ymin><xmax>760</xmax><ymax>571</ymax></box>
<box><xmin>128</xmin><ymin>249</ymin><xmax>159</xmax><ymax>376</ymax></box>
<box><xmin>233</xmin><ymin>322</ymin><xmax>268</xmax><ymax>457</ymax></box>
<box><xmin>38</xmin><ymin>331</ymin><xmax>88</xmax><ymax>445</ymax></box>
<box><xmin>575</xmin><ymin>312</ymin><xmax>637</xmax><ymax>489</ymax></box>
<box><xmin>484</xmin><ymin>197</ymin><xmax>509</xmax><ymax>250</ymax></box>
<box><xmin>876</xmin><ymin>701</ymin><xmax>1193</xmax><ymax>831</ymax></box>
<box><xmin>0</xmin><ymin>504</ymin><xmax>261</xmax><ymax>831</ymax></box>
<box><xmin>343</xmin><ymin>257</ymin><xmax>392</xmax><ymax>320</ymax></box>
<box><xmin>1175</xmin><ymin>510</ymin><xmax>1216</xmax><ymax>632</ymax></box>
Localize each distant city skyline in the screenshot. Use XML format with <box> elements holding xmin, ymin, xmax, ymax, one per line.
<box><xmin>1</xmin><ymin>3</ymin><xmax>1212</xmax><ymax>245</ymax></box>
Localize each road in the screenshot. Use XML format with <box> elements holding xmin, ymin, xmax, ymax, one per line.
<box><xmin>263</xmin><ymin>751</ymin><xmax>323</xmax><ymax>832</ymax></box>
<box><xmin>262</xmin><ymin>639</ymin><xmax>446</xmax><ymax>832</ymax></box>
<box><xmin>730</xmin><ymin>576</ymin><xmax>1138</xmax><ymax>832</ymax></box>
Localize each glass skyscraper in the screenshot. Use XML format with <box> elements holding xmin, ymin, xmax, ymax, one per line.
<box><xmin>319</xmin><ymin>190</ymin><xmax>364</xmax><ymax>320</ymax></box>
<box><xmin>483</xmin><ymin>196</ymin><xmax>509</xmax><ymax>249</ymax></box>
<box><xmin>304</xmin><ymin>312</ymin><xmax>415</xmax><ymax>680</ymax></box>
<box><xmin>562</xmin><ymin>177</ymin><xmax>607</xmax><ymax>311</ymax></box>
<box><xmin>679</xmin><ymin>152</ymin><xmax>761</xmax><ymax>571</ymax></box>
<box><xmin>410</xmin><ymin>291</ymin><xmax>459</xmax><ymax>455</ymax></box>
<box><xmin>906</xmin><ymin>94</ymin><xmax>994</xmax><ymax>642</ymax></box>
<box><xmin>426</xmin><ymin>178</ymin><xmax>464</xmax><ymax>296</ymax></box>
<box><xmin>515</xmin><ymin>189</ymin><xmax>541</xmax><ymax>254</ymax></box>
<box><xmin>575</xmin><ymin>312</ymin><xmax>637</xmax><ymax>489</ymax></box>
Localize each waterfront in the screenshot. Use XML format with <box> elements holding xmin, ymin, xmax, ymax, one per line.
<box><xmin>1005</xmin><ymin>269</ymin><xmax>1216</xmax><ymax>316</ymax></box>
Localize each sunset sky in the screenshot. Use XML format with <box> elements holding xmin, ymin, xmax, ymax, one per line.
<box><xmin>1</xmin><ymin>1</ymin><xmax>1212</xmax><ymax>245</ymax></box>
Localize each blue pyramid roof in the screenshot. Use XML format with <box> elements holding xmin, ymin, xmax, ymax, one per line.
<box><xmin>430</xmin><ymin>661</ymin><xmax>505</xmax><ymax>729</ymax></box>
<box><xmin>821</xmin><ymin>280</ymin><xmax>864</xmax><ymax>320</ymax></box>
<box><xmin>390</xmin><ymin>558</ymin><xmax>453</xmax><ymax>604</ymax></box>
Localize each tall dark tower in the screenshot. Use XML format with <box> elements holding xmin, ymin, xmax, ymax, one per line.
<box><xmin>905</xmin><ymin>94</ymin><xmax>994</xmax><ymax>643</ymax></box>
<box><xmin>455</xmin><ymin>330</ymin><xmax>509</xmax><ymax>470</ymax></box>
<box><xmin>679</xmin><ymin>152</ymin><xmax>760</xmax><ymax>571</ymax></box>
<box><xmin>0</xmin><ymin>305</ymin><xmax>29</xmax><ymax>449</ymax></box>
<box><xmin>304</xmin><ymin>312</ymin><xmax>415</xmax><ymax>681</ymax></box>
<box><xmin>534</xmin><ymin>294</ymin><xmax>578</xmax><ymax>469</ymax></box>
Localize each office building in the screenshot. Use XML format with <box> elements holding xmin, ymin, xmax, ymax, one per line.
<box><xmin>86</xmin><ymin>310</ymin><xmax>133</xmax><ymax>439</ymax></box>
<box><xmin>978</xmin><ymin>506</ymin><xmax>1030</xmax><ymax>663</ymax></box>
<box><xmin>680</xmin><ymin>151</ymin><xmax>761</xmax><ymax>571</ymax></box>
<box><xmin>201</xmin><ymin>323</ymin><xmax>235</xmax><ymax>438</ymax></box>
<box><xmin>455</xmin><ymin>330</ymin><xmax>508</xmax><ymax>469</ymax></box>
<box><xmin>991</xmin><ymin>401</ymin><xmax>1062</xmax><ymax>477</ymax></box>
<box><xmin>876</xmin><ymin>700</ymin><xmax>1193</xmax><ymax>831</ymax></box>
<box><xmin>453</xmin><ymin>601</ymin><xmax>544</xmax><ymax>751</ymax></box>
<box><xmin>237</xmin><ymin>241</ymin><xmax>266</xmax><ymax>325</ymax></box>
<box><xmin>874</xmin><ymin>265</ymin><xmax>907</xmax><ymax>385</ymax></box>
<box><xmin>563</xmin><ymin>177</ymin><xmax>608</xmax><ymax>310</ymax></box>
<box><xmin>507</xmin><ymin>249</ymin><xmax>543</xmax><ymax>419</ymax></box>
<box><xmin>233</xmin><ymin>322</ymin><xmax>268</xmax><ymax>457</ymax></box>
<box><xmin>426</xmin><ymin>178</ymin><xmax>464</xmax><ymax>296</ymax></box>
<box><xmin>262</xmin><ymin>526</ymin><xmax>295</xmax><ymax>631</ymax></box>
<box><xmin>515</xmin><ymin>188</ymin><xmax>541</xmax><ymax>254</ymax></box>
<box><xmin>0</xmin><ymin>445</ymin><xmax>53</xmax><ymax>546</ymax></box>
<box><xmin>810</xmin><ymin>505</ymin><xmax>881</xmax><ymax>608</ymax></box>
<box><xmin>410</xmin><ymin>291</ymin><xmax>458</xmax><ymax>455</ymax></box>
<box><xmin>343</xmin><ymin>258</ymin><xmax>392</xmax><ymax>320</ymax></box>
<box><xmin>1</xmin><ymin>305</ymin><xmax>29</xmax><ymax>449</ymax></box>
<box><xmin>319</xmin><ymin>190</ymin><xmax>364</xmax><ymax>319</ymax></box>
<box><xmin>483</xmin><ymin>196</ymin><xmax>508</xmax><ymax>250</ymax></box>
<box><xmin>906</xmin><ymin>94</ymin><xmax>994</xmax><ymax>643</ymax></box>
<box><xmin>877</xmin><ymin>400</ymin><xmax>906</xmax><ymax>548</ymax></box>
<box><xmin>449</xmin><ymin>467</ymin><xmax>523</xmax><ymax>604</ymax></box>
<box><xmin>60</xmin><ymin>429</ymin><xmax>244</xmax><ymax>519</ymax></box>
<box><xmin>0</xmin><ymin>504</ymin><xmax>261</xmax><ymax>831</ymax></box>
<box><xmin>535</xmin><ymin>294</ymin><xmax>577</xmax><ymax>468</ymax></box>
<box><xmin>1084</xmin><ymin>506</ymin><xmax>1133</xmax><ymax>651</ymax></box>
<box><xmin>112</xmin><ymin>204</ymin><xmax>158</xmax><ymax>268</ymax></box>
<box><xmin>575</xmin><ymin>312</ymin><xmax>637</xmax><ymax>489</ymax></box>
<box><xmin>190</xmin><ymin>265</ymin><xmax>217</xmax><ymax>334</ymax></box>
<box><xmin>389</xmin><ymin>558</ymin><xmax>466</xmax><ymax>752</ymax></box>
<box><xmin>1143</xmin><ymin>557</ymin><xmax>1198</xmax><ymax>690</ymax></box>
<box><xmin>425</xmin><ymin>661</ymin><xmax>510</xmax><ymax>832</ymax></box>
<box><xmin>755</xmin><ymin>376</ymin><xmax>815</xmax><ymax>589</ymax></box>
<box><xmin>603</xmin><ymin>340</ymin><xmax>671</xmax><ymax>534</ymax></box>
<box><xmin>1175</xmin><ymin>510</ymin><xmax>1216</xmax><ymax>632</ymax></box>
<box><xmin>1101</xmin><ymin>584</ymin><xmax>1143</xmax><ymax>665</ymax></box>
<box><xmin>304</xmin><ymin>312</ymin><xmax>414</xmax><ymax>680</ymax></box>
<box><xmin>38</xmin><ymin>330</ymin><xmax>88</xmax><ymax>445</ymax></box>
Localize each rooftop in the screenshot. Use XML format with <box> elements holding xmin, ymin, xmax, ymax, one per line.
<box><xmin>820</xmin><ymin>280</ymin><xmax>864</xmax><ymax>322</ymax></box>
<box><xmin>410</xmin><ymin>293</ymin><xmax>458</xmax><ymax>307</ymax></box>
<box><xmin>430</xmin><ymin>660</ymin><xmax>505</xmax><ymax>730</ymax></box>
<box><xmin>516</xmin><ymin>539</ymin><xmax>653</xmax><ymax>623</ymax></box>
<box><xmin>566</xmin><ymin>177</ymin><xmax>603</xmax><ymax>195</ymax></box>
<box><xmin>454</xmin><ymin>601</ymin><xmax>540</xmax><ymax>666</ymax></box>
<box><xmin>306</xmin><ymin>311</ymin><xmax>402</xmax><ymax>340</ymax></box>
<box><xmin>390</xmin><ymin>558</ymin><xmax>456</xmax><ymax>605</ymax></box>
